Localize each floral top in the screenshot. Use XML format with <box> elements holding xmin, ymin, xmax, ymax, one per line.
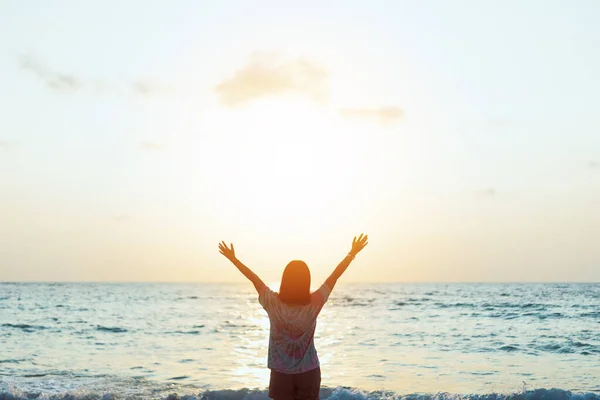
<box><xmin>258</xmin><ymin>284</ymin><xmax>331</xmax><ymax>374</ymax></box>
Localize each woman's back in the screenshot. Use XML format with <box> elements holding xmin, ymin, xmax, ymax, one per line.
<box><xmin>259</xmin><ymin>284</ymin><xmax>331</xmax><ymax>373</ymax></box>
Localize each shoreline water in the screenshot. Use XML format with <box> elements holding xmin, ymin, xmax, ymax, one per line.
<box><xmin>1</xmin><ymin>283</ymin><xmax>598</xmax><ymax>395</ymax></box>
<box><xmin>1</xmin><ymin>387</ymin><xmax>599</xmax><ymax>400</ymax></box>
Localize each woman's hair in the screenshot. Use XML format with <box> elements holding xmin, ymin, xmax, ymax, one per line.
<box><xmin>278</xmin><ymin>260</ymin><xmax>311</xmax><ymax>305</ymax></box>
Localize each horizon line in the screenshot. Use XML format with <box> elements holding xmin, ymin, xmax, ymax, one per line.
<box><xmin>0</xmin><ymin>280</ymin><xmax>598</xmax><ymax>284</ymax></box>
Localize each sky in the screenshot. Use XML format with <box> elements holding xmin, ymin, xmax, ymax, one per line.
<box><xmin>0</xmin><ymin>1</ymin><xmax>599</xmax><ymax>283</ymax></box>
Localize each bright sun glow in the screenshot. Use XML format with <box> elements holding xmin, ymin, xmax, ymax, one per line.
<box><xmin>207</xmin><ymin>97</ymin><xmax>360</xmax><ymax>236</ymax></box>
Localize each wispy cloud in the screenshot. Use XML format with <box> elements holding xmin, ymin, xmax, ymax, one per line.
<box><xmin>20</xmin><ymin>55</ymin><xmax>171</xmax><ymax>96</ymax></box>
<box><xmin>588</xmin><ymin>160</ymin><xmax>599</xmax><ymax>169</ymax></box>
<box><xmin>140</xmin><ymin>141</ymin><xmax>166</xmax><ymax>150</ymax></box>
<box><xmin>473</xmin><ymin>188</ymin><xmax>497</xmax><ymax>198</ymax></box>
<box><xmin>19</xmin><ymin>55</ymin><xmax>82</xmax><ymax>92</ymax></box>
<box><xmin>0</xmin><ymin>140</ymin><xmax>8</xmax><ymax>147</ymax></box>
<box><xmin>214</xmin><ymin>52</ymin><xmax>329</xmax><ymax>107</ymax></box>
<box><xmin>132</xmin><ymin>79</ymin><xmax>174</xmax><ymax>96</ymax></box>
<box><xmin>339</xmin><ymin>106</ymin><xmax>404</xmax><ymax>125</ymax></box>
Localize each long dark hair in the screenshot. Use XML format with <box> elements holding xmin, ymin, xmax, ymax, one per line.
<box><xmin>278</xmin><ymin>260</ymin><xmax>311</xmax><ymax>305</ymax></box>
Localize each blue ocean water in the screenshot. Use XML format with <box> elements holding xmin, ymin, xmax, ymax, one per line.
<box><xmin>0</xmin><ymin>283</ymin><xmax>598</xmax><ymax>400</ymax></box>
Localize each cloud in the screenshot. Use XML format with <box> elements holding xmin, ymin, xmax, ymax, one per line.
<box><xmin>140</xmin><ymin>141</ymin><xmax>166</xmax><ymax>150</ymax></box>
<box><xmin>473</xmin><ymin>188</ymin><xmax>497</xmax><ymax>198</ymax></box>
<box><xmin>132</xmin><ymin>79</ymin><xmax>174</xmax><ymax>95</ymax></box>
<box><xmin>339</xmin><ymin>106</ymin><xmax>404</xmax><ymax>125</ymax></box>
<box><xmin>19</xmin><ymin>55</ymin><xmax>171</xmax><ymax>96</ymax></box>
<box><xmin>214</xmin><ymin>52</ymin><xmax>329</xmax><ymax>107</ymax></box>
<box><xmin>0</xmin><ymin>140</ymin><xmax>8</xmax><ymax>146</ymax></box>
<box><xmin>588</xmin><ymin>161</ymin><xmax>599</xmax><ymax>169</ymax></box>
<box><xmin>19</xmin><ymin>55</ymin><xmax>82</xmax><ymax>92</ymax></box>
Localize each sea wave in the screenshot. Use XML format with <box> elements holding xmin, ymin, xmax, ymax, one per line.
<box><xmin>1</xmin><ymin>324</ymin><xmax>47</xmax><ymax>332</ymax></box>
<box><xmin>95</xmin><ymin>326</ymin><xmax>128</xmax><ymax>333</ymax></box>
<box><xmin>0</xmin><ymin>387</ymin><xmax>598</xmax><ymax>400</ymax></box>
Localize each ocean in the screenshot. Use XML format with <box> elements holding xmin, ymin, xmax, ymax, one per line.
<box><xmin>0</xmin><ymin>282</ymin><xmax>598</xmax><ymax>400</ymax></box>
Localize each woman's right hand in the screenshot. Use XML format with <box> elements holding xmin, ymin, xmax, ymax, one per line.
<box><xmin>350</xmin><ymin>233</ymin><xmax>369</xmax><ymax>256</ymax></box>
<box><xmin>218</xmin><ymin>241</ymin><xmax>236</xmax><ymax>262</ymax></box>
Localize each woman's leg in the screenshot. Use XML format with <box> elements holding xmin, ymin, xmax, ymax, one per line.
<box><xmin>269</xmin><ymin>369</ymin><xmax>295</xmax><ymax>400</ymax></box>
<box><xmin>293</xmin><ymin>367</ymin><xmax>321</xmax><ymax>400</ymax></box>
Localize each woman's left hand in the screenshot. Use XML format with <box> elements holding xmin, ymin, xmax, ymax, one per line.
<box><xmin>350</xmin><ymin>233</ymin><xmax>369</xmax><ymax>256</ymax></box>
<box><xmin>218</xmin><ymin>241</ymin><xmax>236</xmax><ymax>261</ymax></box>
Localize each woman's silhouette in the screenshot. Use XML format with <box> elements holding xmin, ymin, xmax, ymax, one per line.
<box><xmin>218</xmin><ymin>234</ymin><xmax>369</xmax><ymax>400</ymax></box>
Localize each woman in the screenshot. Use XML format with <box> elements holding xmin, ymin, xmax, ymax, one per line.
<box><xmin>218</xmin><ymin>234</ymin><xmax>369</xmax><ymax>400</ymax></box>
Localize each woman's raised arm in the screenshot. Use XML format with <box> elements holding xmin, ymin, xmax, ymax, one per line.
<box><xmin>218</xmin><ymin>241</ymin><xmax>266</xmax><ymax>293</ymax></box>
<box><xmin>324</xmin><ymin>234</ymin><xmax>369</xmax><ymax>291</ymax></box>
